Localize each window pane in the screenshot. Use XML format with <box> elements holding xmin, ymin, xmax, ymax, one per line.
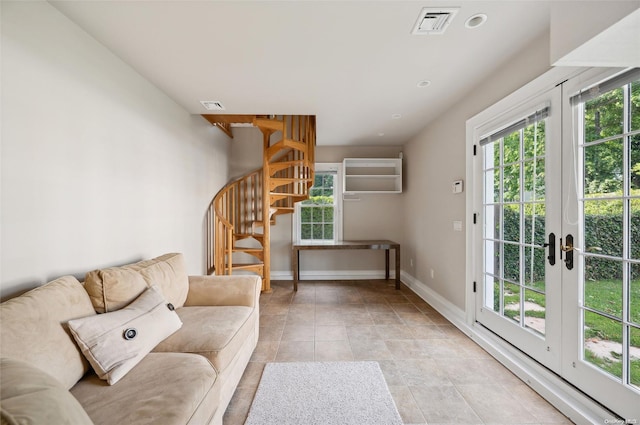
<box><xmin>301</xmin><ymin>224</ymin><xmax>312</xmax><ymax>239</ymax></box>
<box><xmin>584</xmin><ymin>199</ymin><xmax>623</xmax><ymax>257</ymax></box>
<box><xmin>323</xmin><ymin>224</ymin><xmax>334</xmax><ymax>240</ymax></box>
<box><xmin>584</xmin><ymin>139</ymin><xmax>623</xmax><ymax>197</ymax></box>
<box><xmin>484</xmin><ymin>168</ymin><xmax>500</xmax><ymax>203</ymax></box>
<box><xmin>584</xmin><ymin>257</ymin><xmax>623</xmax><ymax>319</ymax></box>
<box><xmin>584</xmin><ymin>310</ymin><xmax>622</xmax><ymax>381</ymax></box>
<box><xmin>524</xmin><ymin>246</ymin><xmax>545</xmax><ymax>290</ymax></box>
<box><xmin>484</xmin><ymin>275</ymin><xmax>499</xmax><ymax>311</ymax></box>
<box><xmin>631</xmin><ymin>263</ymin><xmax>640</xmax><ymax>325</ymax></box>
<box><xmin>503</xmin><ymin>164</ymin><xmax>520</xmax><ymax>202</ymax></box>
<box><xmin>503</xmin><ymin>282</ymin><xmax>521</xmax><ymax>325</ymax></box>
<box><xmin>503</xmin><ymin>206</ymin><xmax>519</xmax><ymax>242</ymax></box>
<box><xmin>631</xmin><ymin>197</ymin><xmax>640</xmax><ymax>261</ymax></box>
<box><xmin>301</xmin><ymin>207</ymin><xmax>312</xmax><ymax>223</ymax></box>
<box><xmin>631</xmin><ymin>80</ymin><xmax>640</xmax><ymax>132</ymax></box>
<box><xmin>630</xmin><ymin>326</ymin><xmax>640</xmax><ymax>389</ymax></box>
<box><xmin>485</xmin><ymin>240</ymin><xmax>500</xmax><ymax>278</ymax></box>
<box><xmin>503</xmin><ymin>132</ymin><xmax>520</xmax><ymax>164</ymax></box>
<box><xmin>524</xmin><ymin>288</ymin><xmax>545</xmax><ymax>336</ymax></box>
<box><xmin>503</xmin><ymin>243</ymin><xmax>520</xmax><ymax>283</ymax></box>
<box><xmin>323</xmin><ymin>206</ymin><xmax>334</xmax><ymax>222</ymax></box>
<box><xmin>312</xmin><ymin>224</ymin><xmax>323</xmax><ymax>239</ymax></box>
<box><xmin>524</xmin><ymin>203</ymin><xmax>545</xmax><ymax>246</ymax></box>
<box><xmin>631</xmin><ymin>134</ymin><xmax>640</xmax><ymax>191</ymax></box>
<box><xmin>484</xmin><ymin>205</ymin><xmax>499</xmax><ymax>240</ymax></box>
<box><xmin>523</xmin><ymin>120</ymin><xmax>545</xmax><ymax>160</ymax></box>
<box><xmin>584</xmin><ymin>87</ymin><xmax>624</xmax><ymax>143</ymax></box>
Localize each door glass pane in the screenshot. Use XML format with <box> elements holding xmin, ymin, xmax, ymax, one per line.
<box><xmin>503</xmin><ymin>243</ymin><xmax>520</xmax><ymax>282</ymax></box>
<box><xmin>503</xmin><ymin>206</ymin><xmax>519</xmax><ymax>242</ymax></box>
<box><xmin>524</xmin><ymin>203</ymin><xmax>545</xmax><ymax>245</ymax></box>
<box><xmin>631</xmin><ymin>263</ymin><xmax>640</xmax><ymax>325</ymax></box>
<box><xmin>631</xmin><ymin>81</ymin><xmax>640</xmax><ymax>132</ymax></box>
<box><xmin>503</xmin><ymin>164</ymin><xmax>520</xmax><ymax>202</ymax></box>
<box><xmin>523</xmin><ymin>120</ymin><xmax>545</xmax><ymax>159</ymax></box>
<box><xmin>584</xmin><ymin>139</ymin><xmax>623</xmax><ymax>197</ymax></box>
<box><xmin>584</xmin><ymin>257</ymin><xmax>623</xmax><ymax>319</ymax></box>
<box><xmin>584</xmin><ymin>199</ymin><xmax>624</xmax><ymax>257</ymax></box>
<box><xmin>584</xmin><ymin>87</ymin><xmax>624</xmax><ymax>143</ymax></box>
<box><xmin>524</xmin><ymin>288</ymin><xmax>545</xmax><ymax>336</ymax></box>
<box><xmin>584</xmin><ymin>310</ymin><xmax>623</xmax><ymax>381</ymax></box>
<box><xmin>484</xmin><ymin>275</ymin><xmax>500</xmax><ymax>311</ymax></box>
<box><xmin>631</xmin><ymin>134</ymin><xmax>640</xmax><ymax>191</ymax></box>
<box><xmin>504</xmin><ymin>132</ymin><xmax>520</xmax><ymax>163</ymax></box>
<box><xmin>524</xmin><ymin>246</ymin><xmax>545</xmax><ymax>290</ymax></box>
<box><xmin>503</xmin><ymin>282</ymin><xmax>521</xmax><ymax>325</ymax></box>
<box><xmin>522</xmin><ymin>158</ymin><xmax>545</xmax><ymax>201</ymax></box>
<box><xmin>630</xmin><ymin>326</ymin><xmax>640</xmax><ymax>389</ymax></box>
<box><xmin>485</xmin><ymin>169</ymin><xmax>500</xmax><ymax>203</ymax></box>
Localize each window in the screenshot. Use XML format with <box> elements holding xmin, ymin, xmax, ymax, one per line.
<box><xmin>294</xmin><ymin>163</ymin><xmax>342</xmax><ymax>243</ymax></box>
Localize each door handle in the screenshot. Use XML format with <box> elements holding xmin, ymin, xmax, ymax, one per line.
<box><xmin>562</xmin><ymin>234</ymin><xmax>574</xmax><ymax>270</ymax></box>
<box><xmin>544</xmin><ymin>233</ymin><xmax>556</xmax><ymax>266</ymax></box>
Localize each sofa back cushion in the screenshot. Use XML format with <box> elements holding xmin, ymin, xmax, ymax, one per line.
<box><xmin>0</xmin><ymin>276</ymin><xmax>96</xmax><ymax>390</ymax></box>
<box><xmin>84</xmin><ymin>253</ymin><xmax>189</xmax><ymax>313</ymax></box>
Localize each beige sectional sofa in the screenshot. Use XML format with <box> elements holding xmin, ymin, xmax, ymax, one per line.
<box><xmin>0</xmin><ymin>253</ymin><xmax>260</xmax><ymax>425</ymax></box>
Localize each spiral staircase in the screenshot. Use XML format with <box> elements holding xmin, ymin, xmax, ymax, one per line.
<box><xmin>204</xmin><ymin>115</ymin><xmax>316</xmax><ymax>292</ymax></box>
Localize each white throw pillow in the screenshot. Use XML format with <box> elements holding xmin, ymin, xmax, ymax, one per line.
<box><xmin>68</xmin><ymin>285</ymin><xmax>182</xmax><ymax>385</ymax></box>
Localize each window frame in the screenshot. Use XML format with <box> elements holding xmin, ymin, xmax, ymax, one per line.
<box><xmin>293</xmin><ymin>163</ymin><xmax>343</xmax><ymax>244</ymax></box>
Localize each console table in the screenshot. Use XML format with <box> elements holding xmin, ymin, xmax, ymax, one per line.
<box><xmin>291</xmin><ymin>240</ymin><xmax>400</xmax><ymax>291</ymax></box>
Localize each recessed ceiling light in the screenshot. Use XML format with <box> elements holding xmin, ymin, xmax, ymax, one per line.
<box><xmin>378</xmin><ymin>132</ymin><xmax>385</xmax><ymax>137</ymax></box>
<box><xmin>417</xmin><ymin>80</ymin><xmax>431</xmax><ymax>88</ymax></box>
<box><xmin>465</xmin><ymin>14</ymin><xmax>487</xmax><ymax>29</ymax></box>
<box><xmin>392</xmin><ymin>114</ymin><xmax>402</xmax><ymax>119</ymax></box>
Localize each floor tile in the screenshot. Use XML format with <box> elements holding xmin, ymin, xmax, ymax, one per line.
<box><xmin>225</xmin><ymin>279</ymin><xmax>571</xmax><ymax>425</ymax></box>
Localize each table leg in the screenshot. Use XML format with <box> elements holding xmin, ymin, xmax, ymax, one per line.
<box><xmin>385</xmin><ymin>249</ymin><xmax>390</xmax><ymax>279</ymax></box>
<box><xmin>395</xmin><ymin>246</ymin><xmax>400</xmax><ymax>290</ymax></box>
<box><xmin>292</xmin><ymin>248</ymin><xmax>299</xmax><ymax>291</ymax></box>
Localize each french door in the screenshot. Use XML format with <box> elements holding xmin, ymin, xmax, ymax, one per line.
<box><xmin>475</xmin><ymin>86</ymin><xmax>563</xmax><ymax>373</ymax></box>
<box><xmin>472</xmin><ymin>68</ymin><xmax>640</xmax><ymax>420</ymax></box>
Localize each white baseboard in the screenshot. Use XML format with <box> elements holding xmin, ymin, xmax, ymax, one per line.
<box><xmin>400</xmin><ymin>271</ymin><xmax>615</xmax><ymax>425</ymax></box>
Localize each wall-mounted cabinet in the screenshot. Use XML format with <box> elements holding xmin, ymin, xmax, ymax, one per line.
<box><xmin>343</xmin><ymin>158</ymin><xmax>402</xmax><ymax>194</ymax></box>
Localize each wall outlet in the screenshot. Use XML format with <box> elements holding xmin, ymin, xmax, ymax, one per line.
<box><xmin>430</xmin><ymin>269</ymin><xmax>435</xmax><ymax>279</ymax></box>
<box><xmin>410</xmin><ymin>258</ymin><xmax>414</xmax><ymax>267</ymax></box>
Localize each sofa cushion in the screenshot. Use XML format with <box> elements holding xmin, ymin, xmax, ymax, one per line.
<box><xmin>68</xmin><ymin>285</ymin><xmax>182</xmax><ymax>385</ymax></box>
<box><xmin>153</xmin><ymin>306</ymin><xmax>255</xmax><ymax>373</ymax></box>
<box><xmin>84</xmin><ymin>253</ymin><xmax>189</xmax><ymax>313</ymax></box>
<box><xmin>0</xmin><ymin>357</ymin><xmax>94</xmax><ymax>425</ymax></box>
<box><xmin>71</xmin><ymin>352</ymin><xmax>218</xmax><ymax>425</ymax></box>
<box><xmin>0</xmin><ymin>276</ymin><xmax>96</xmax><ymax>390</ymax></box>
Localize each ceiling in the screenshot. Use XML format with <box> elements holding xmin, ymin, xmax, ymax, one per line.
<box><xmin>49</xmin><ymin>1</ymin><xmax>554</xmax><ymax>146</ymax></box>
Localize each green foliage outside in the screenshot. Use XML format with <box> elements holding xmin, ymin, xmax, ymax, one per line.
<box><xmin>490</xmin><ymin>80</ymin><xmax>640</xmax><ymax>386</ymax></box>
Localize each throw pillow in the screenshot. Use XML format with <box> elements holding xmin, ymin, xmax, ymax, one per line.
<box><xmin>67</xmin><ymin>285</ymin><xmax>182</xmax><ymax>385</ymax></box>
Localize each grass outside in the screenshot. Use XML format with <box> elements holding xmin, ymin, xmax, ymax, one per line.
<box><xmin>494</xmin><ymin>278</ymin><xmax>640</xmax><ymax>386</ymax></box>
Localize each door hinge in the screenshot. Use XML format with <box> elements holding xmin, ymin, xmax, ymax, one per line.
<box><xmin>473</xmin><ymin>144</ymin><xmax>477</xmax><ymax>156</ymax></box>
<box><xmin>473</xmin><ymin>213</ymin><xmax>477</xmax><ymax>224</ymax></box>
<box><xmin>473</xmin><ymin>281</ymin><xmax>477</xmax><ymax>292</ymax></box>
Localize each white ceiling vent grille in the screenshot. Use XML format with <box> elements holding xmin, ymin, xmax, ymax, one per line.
<box><xmin>200</xmin><ymin>101</ymin><xmax>226</xmax><ymax>111</ymax></box>
<box><xmin>411</xmin><ymin>7</ymin><xmax>459</xmax><ymax>35</ymax></box>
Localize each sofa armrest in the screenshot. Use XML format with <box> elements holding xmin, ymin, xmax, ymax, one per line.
<box><xmin>185</xmin><ymin>275</ymin><xmax>261</xmax><ymax>308</ymax></box>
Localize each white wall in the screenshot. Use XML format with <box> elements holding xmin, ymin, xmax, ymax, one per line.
<box><xmin>550</xmin><ymin>1</ymin><xmax>640</xmax><ymax>66</ymax></box>
<box><xmin>1</xmin><ymin>1</ymin><xmax>230</xmax><ymax>300</ymax></box>
<box><xmin>401</xmin><ymin>32</ymin><xmax>552</xmax><ymax>310</ymax></box>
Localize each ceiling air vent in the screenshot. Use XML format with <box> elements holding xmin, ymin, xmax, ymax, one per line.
<box><xmin>411</xmin><ymin>7</ymin><xmax>459</xmax><ymax>35</ymax></box>
<box><xmin>200</xmin><ymin>101</ymin><xmax>226</xmax><ymax>111</ymax></box>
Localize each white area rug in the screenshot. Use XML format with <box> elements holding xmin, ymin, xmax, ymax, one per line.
<box><xmin>244</xmin><ymin>361</ymin><xmax>403</xmax><ymax>425</ymax></box>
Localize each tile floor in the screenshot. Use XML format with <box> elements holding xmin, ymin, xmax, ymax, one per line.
<box><xmin>223</xmin><ymin>279</ymin><xmax>573</xmax><ymax>425</ymax></box>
